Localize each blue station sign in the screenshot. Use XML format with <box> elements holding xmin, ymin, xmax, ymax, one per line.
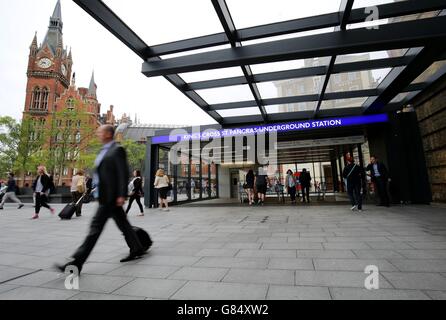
<box><xmin>152</xmin><ymin>113</ymin><xmax>389</xmax><ymax>144</ymax></box>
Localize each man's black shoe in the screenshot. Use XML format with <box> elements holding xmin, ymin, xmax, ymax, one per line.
<box><xmin>120</xmin><ymin>251</ymin><xmax>146</xmax><ymax>263</ymax></box>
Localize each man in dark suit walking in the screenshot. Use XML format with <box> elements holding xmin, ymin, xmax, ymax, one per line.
<box><xmin>56</xmin><ymin>125</ymin><xmax>144</xmax><ymax>273</ymax></box>
<box><xmin>366</xmin><ymin>155</ymin><xmax>391</xmax><ymax>207</ymax></box>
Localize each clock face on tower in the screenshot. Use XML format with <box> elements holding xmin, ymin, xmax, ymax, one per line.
<box><xmin>37</xmin><ymin>58</ymin><xmax>52</xmax><ymax>69</ymax></box>
<box><xmin>61</xmin><ymin>64</ymin><xmax>67</xmax><ymax>76</ymax></box>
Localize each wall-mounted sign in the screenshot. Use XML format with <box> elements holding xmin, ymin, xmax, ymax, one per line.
<box><xmin>152</xmin><ymin>113</ymin><xmax>388</xmax><ymax>144</ymax></box>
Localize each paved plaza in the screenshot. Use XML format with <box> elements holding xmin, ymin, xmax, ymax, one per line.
<box><xmin>0</xmin><ymin>202</ymin><xmax>446</xmax><ymax>300</ymax></box>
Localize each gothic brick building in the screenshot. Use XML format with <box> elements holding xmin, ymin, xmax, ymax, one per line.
<box><xmin>22</xmin><ymin>0</ymin><xmax>115</xmax><ymax>186</ymax></box>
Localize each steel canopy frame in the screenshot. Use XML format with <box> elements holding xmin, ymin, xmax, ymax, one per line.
<box><xmin>313</xmin><ymin>0</ymin><xmax>355</xmax><ymax>118</ymax></box>
<box><xmin>73</xmin><ymin>0</ymin><xmax>446</xmax><ymax>126</ymax></box>
<box><xmin>141</xmin><ymin>16</ymin><xmax>446</xmax><ymax>76</ymax></box>
<box><xmin>211</xmin><ymin>0</ymin><xmax>267</xmax><ymax>122</ymax></box>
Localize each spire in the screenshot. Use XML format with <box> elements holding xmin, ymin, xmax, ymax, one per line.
<box><xmin>31</xmin><ymin>32</ymin><xmax>38</xmax><ymax>47</ymax></box>
<box><xmin>88</xmin><ymin>71</ymin><xmax>97</xmax><ymax>97</ymax></box>
<box><xmin>51</xmin><ymin>0</ymin><xmax>62</xmax><ymax>22</ymax></box>
<box><xmin>30</xmin><ymin>32</ymin><xmax>38</xmax><ymax>56</ymax></box>
<box><xmin>42</xmin><ymin>0</ymin><xmax>63</xmax><ymax>55</ymax></box>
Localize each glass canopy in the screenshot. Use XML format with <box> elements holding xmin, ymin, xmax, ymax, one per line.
<box><xmin>77</xmin><ymin>0</ymin><xmax>446</xmax><ymax>125</ymax></box>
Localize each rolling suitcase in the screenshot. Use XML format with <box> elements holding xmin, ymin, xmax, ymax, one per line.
<box><xmin>133</xmin><ymin>226</ymin><xmax>153</xmax><ymax>251</ymax></box>
<box><xmin>59</xmin><ymin>193</ymin><xmax>86</xmax><ymax>220</ymax></box>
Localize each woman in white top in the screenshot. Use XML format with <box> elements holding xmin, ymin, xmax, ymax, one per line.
<box><xmin>154</xmin><ymin>169</ymin><xmax>170</xmax><ymax>211</ymax></box>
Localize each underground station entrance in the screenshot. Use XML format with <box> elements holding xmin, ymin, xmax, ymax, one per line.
<box><xmin>143</xmin><ymin>114</ymin><xmax>404</xmax><ymax>207</ymax></box>
<box><xmin>73</xmin><ymin>1</ymin><xmax>446</xmax><ymax>207</ymax></box>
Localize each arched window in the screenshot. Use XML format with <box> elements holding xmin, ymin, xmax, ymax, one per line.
<box><xmin>31</xmin><ymin>87</ymin><xmax>41</xmax><ymax>109</ymax></box>
<box><xmin>75</xmin><ymin>131</ymin><xmax>81</xmax><ymax>143</ymax></box>
<box><xmin>41</xmin><ymin>87</ymin><xmax>49</xmax><ymax>110</ymax></box>
<box><xmin>66</xmin><ymin>98</ymin><xmax>75</xmax><ymax>110</ymax></box>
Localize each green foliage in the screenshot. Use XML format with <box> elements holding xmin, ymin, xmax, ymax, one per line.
<box><xmin>47</xmin><ymin>105</ymin><xmax>97</xmax><ymax>185</ymax></box>
<box><xmin>0</xmin><ymin>116</ymin><xmax>45</xmax><ymax>180</ymax></box>
<box><xmin>0</xmin><ymin>116</ymin><xmax>20</xmax><ymax>176</ymax></box>
<box><xmin>120</xmin><ymin>139</ymin><xmax>146</xmax><ymax>173</ymax></box>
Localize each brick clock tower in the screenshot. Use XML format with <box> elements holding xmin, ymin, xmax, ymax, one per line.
<box><xmin>21</xmin><ymin>0</ymin><xmax>116</xmax><ymax>186</ymax></box>
<box><xmin>24</xmin><ymin>0</ymin><xmax>72</xmax><ymax>116</ymax></box>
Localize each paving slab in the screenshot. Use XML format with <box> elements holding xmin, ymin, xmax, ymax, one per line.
<box><xmin>267</xmin><ymin>285</ymin><xmax>331</xmax><ymax>300</ymax></box>
<box><xmin>222</xmin><ymin>268</ymin><xmax>295</xmax><ymax>285</ymax></box>
<box><xmin>107</xmin><ymin>264</ymin><xmax>179</xmax><ymax>279</ymax></box>
<box><xmin>313</xmin><ymin>259</ymin><xmax>398</xmax><ymax>272</ymax></box>
<box><xmin>168</xmin><ymin>267</ymin><xmax>229</xmax><ymax>282</ymax></box>
<box><xmin>41</xmin><ymin>274</ymin><xmax>134</xmax><ymax>294</ymax></box>
<box><xmin>268</xmin><ymin>258</ymin><xmax>314</xmax><ymax>270</ymax></box>
<box><xmin>0</xmin><ymin>286</ymin><xmax>78</xmax><ymax>300</ymax></box>
<box><xmin>382</xmin><ymin>272</ymin><xmax>446</xmax><ymax>290</ymax></box>
<box><xmin>330</xmin><ymin>287</ymin><xmax>431</xmax><ymax>300</ymax></box>
<box><xmin>424</xmin><ymin>290</ymin><xmax>446</xmax><ymax>300</ymax></box>
<box><xmin>295</xmin><ymin>270</ymin><xmax>393</xmax><ymax>288</ymax></box>
<box><xmin>170</xmin><ymin>281</ymin><xmax>268</xmax><ymax>300</ymax></box>
<box><xmin>113</xmin><ymin>278</ymin><xmax>186</xmax><ymax>299</ymax></box>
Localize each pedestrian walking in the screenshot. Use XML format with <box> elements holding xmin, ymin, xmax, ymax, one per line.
<box><xmin>126</xmin><ymin>170</ymin><xmax>144</xmax><ymax>216</ymax></box>
<box><xmin>245</xmin><ymin>169</ymin><xmax>255</xmax><ymax>205</ymax></box>
<box><xmin>70</xmin><ymin>170</ymin><xmax>86</xmax><ymax>217</ymax></box>
<box><xmin>84</xmin><ymin>174</ymin><xmax>93</xmax><ymax>203</ymax></box>
<box><xmin>366</xmin><ymin>155</ymin><xmax>391</xmax><ymax>207</ymax></box>
<box><xmin>343</xmin><ymin>156</ymin><xmax>365</xmax><ymax>212</ymax></box>
<box><xmin>55</xmin><ymin>125</ymin><xmax>145</xmax><ymax>274</ymax></box>
<box><xmin>285</xmin><ymin>169</ymin><xmax>297</xmax><ymax>204</ymax></box>
<box><xmin>300</xmin><ymin>168</ymin><xmax>312</xmax><ymax>203</ymax></box>
<box><xmin>0</xmin><ymin>173</ymin><xmax>24</xmax><ymax>210</ymax></box>
<box><xmin>255</xmin><ymin>167</ymin><xmax>269</xmax><ymax>205</ymax></box>
<box><xmin>31</xmin><ymin>166</ymin><xmax>55</xmax><ymax>219</ymax></box>
<box><xmin>154</xmin><ymin>169</ymin><xmax>170</xmax><ymax>212</ymax></box>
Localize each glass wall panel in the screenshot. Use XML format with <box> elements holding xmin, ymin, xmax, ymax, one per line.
<box><xmin>175</xmin><ymin>152</ymin><xmax>190</xmax><ymax>202</ymax></box>
<box><xmin>201</xmin><ymin>159</ymin><xmax>210</xmax><ymax>199</ymax></box>
<box><xmin>191</xmin><ymin>156</ymin><xmax>201</xmax><ymax>200</ymax></box>
<box><xmin>158</xmin><ymin>147</ymin><xmax>174</xmax><ymax>203</ymax></box>
<box><xmin>210</xmin><ymin>162</ymin><xmax>218</xmax><ymax>198</ymax></box>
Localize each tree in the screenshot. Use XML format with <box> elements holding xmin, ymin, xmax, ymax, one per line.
<box><xmin>0</xmin><ymin>116</ymin><xmax>45</xmax><ymax>185</ymax></box>
<box><xmin>0</xmin><ymin>116</ymin><xmax>20</xmax><ymax>176</ymax></box>
<box><xmin>77</xmin><ymin>137</ymin><xmax>102</xmax><ymax>174</ymax></box>
<box><xmin>121</xmin><ymin>139</ymin><xmax>146</xmax><ymax>173</ymax></box>
<box><xmin>47</xmin><ymin>105</ymin><xmax>97</xmax><ymax>185</ymax></box>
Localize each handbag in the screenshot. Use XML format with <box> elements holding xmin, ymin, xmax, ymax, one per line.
<box><xmin>76</xmin><ymin>176</ymin><xmax>85</xmax><ymax>193</ymax></box>
<box><xmin>128</xmin><ymin>178</ymin><xmax>136</xmax><ymax>196</ymax></box>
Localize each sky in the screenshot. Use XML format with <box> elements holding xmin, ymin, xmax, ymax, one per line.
<box><xmin>0</xmin><ymin>0</ymin><xmax>396</xmax><ymax>125</ymax></box>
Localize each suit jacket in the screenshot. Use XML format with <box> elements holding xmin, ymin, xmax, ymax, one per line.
<box><xmin>366</xmin><ymin>162</ymin><xmax>389</xmax><ymax>181</ymax></box>
<box><xmin>96</xmin><ymin>142</ymin><xmax>130</xmax><ymax>206</ymax></box>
